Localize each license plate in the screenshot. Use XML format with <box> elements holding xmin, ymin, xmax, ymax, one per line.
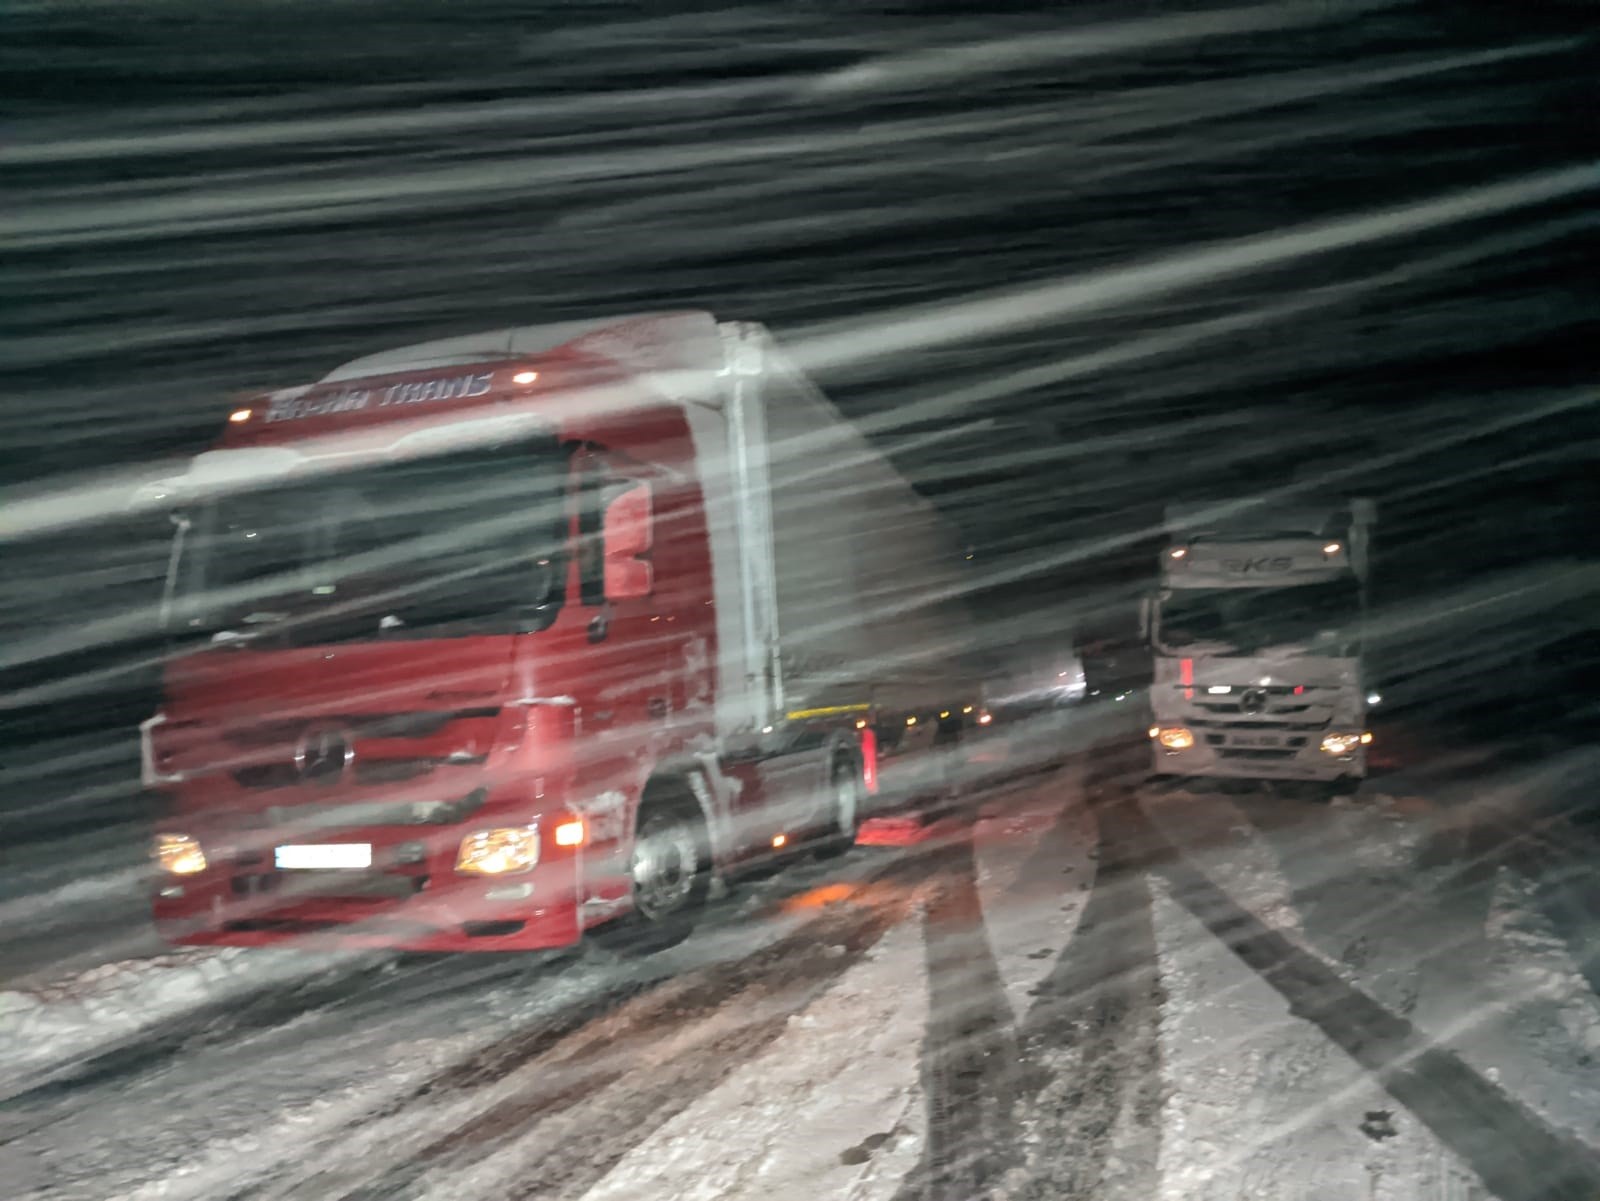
<box><xmin>1233</xmin><ymin>734</ymin><xmax>1281</xmax><ymax>748</ymax></box>
<box><xmin>274</xmin><ymin>843</ymin><xmax>372</xmax><ymax>870</ymax></box>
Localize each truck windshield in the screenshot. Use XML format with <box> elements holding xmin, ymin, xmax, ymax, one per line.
<box><xmin>167</xmin><ymin>437</ymin><xmax>569</xmax><ymax>644</ymax></box>
<box><xmin>1156</xmin><ymin>579</ymin><xmax>1361</xmax><ymax>656</ymax></box>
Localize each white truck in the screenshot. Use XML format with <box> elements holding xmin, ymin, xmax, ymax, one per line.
<box><xmin>1144</xmin><ymin>498</ymin><xmax>1375</xmax><ymax>792</ymax></box>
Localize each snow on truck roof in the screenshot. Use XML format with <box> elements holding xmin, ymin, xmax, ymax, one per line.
<box><xmin>218</xmin><ymin>310</ymin><xmax>729</xmax><ymax>450</ymax></box>
<box><xmin>1163</xmin><ymin>499</ymin><xmax>1375</xmax><ymax>540</ymax></box>
<box><xmin>123</xmin><ymin>312</ymin><xmax>727</xmax><ymax>511</ymax></box>
<box><xmin>321</xmin><ymin>309</ymin><xmax>723</xmax><ymax>381</ymax></box>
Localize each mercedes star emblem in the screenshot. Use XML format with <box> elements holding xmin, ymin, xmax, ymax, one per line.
<box><xmin>294</xmin><ymin>723</ymin><xmax>355</xmax><ymax>784</ymax></box>
<box><xmin>1239</xmin><ymin>689</ymin><xmax>1268</xmax><ymax>715</ymax></box>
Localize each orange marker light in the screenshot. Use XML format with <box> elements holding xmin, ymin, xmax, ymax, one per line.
<box><xmin>512</xmin><ymin>370</ymin><xmax>539</xmax><ymax>385</ymax></box>
<box><xmin>228</xmin><ymin>408</ymin><xmax>252</xmax><ymax>424</ymax></box>
<box><xmin>553</xmin><ymin>819</ymin><xmax>585</xmax><ymax>847</ymax></box>
<box><xmin>771</xmin><ymin>833</ymin><xmax>787</xmax><ymax>849</ymax></box>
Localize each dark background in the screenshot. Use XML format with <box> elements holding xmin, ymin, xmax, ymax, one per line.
<box><xmin>3</xmin><ymin>0</ymin><xmax>1596</xmax><ymax>848</ymax></box>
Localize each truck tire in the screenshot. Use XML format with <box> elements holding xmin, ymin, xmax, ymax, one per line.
<box><xmin>599</xmin><ymin>793</ymin><xmax>709</xmax><ymax>954</ymax></box>
<box><xmin>814</xmin><ymin>751</ymin><xmax>863</xmax><ymax>859</ymax></box>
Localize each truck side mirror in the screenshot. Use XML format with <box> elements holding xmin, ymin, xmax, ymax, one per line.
<box><xmin>602</xmin><ymin>482</ymin><xmax>654</xmax><ymax>600</ymax></box>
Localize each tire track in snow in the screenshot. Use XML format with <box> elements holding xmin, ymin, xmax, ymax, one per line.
<box><xmin>11</xmin><ymin>764</ymin><xmax>1075</xmax><ymax>1201</ymax></box>
<box><xmin>1436</xmin><ymin>753</ymin><xmax>1600</xmax><ymax>1005</ymax></box>
<box><xmin>996</xmin><ymin>737</ymin><xmax>1166</xmax><ymax>1201</ymax></box>
<box><xmin>894</xmin><ymin>832</ymin><xmax>1026</xmax><ymax>1201</ymax></box>
<box><xmin>1231</xmin><ymin>780</ymin><xmax>1600</xmax><ymax>1155</ymax></box>
<box><xmin>977</xmin><ymin>756</ymin><xmax>1097</xmax><ymax>1027</ymax></box>
<box><xmin>428</xmin><ymin>757</ymin><xmax>1087</xmax><ymax>1201</ymax></box>
<box><xmin>568</xmin><ymin>920</ymin><xmax>931</xmax><ymax>1201</ymax></box>
<box><xmin>1482</xmin><ymin>867</ymin><xmax>1600</xmax><ymax>1135</ymax></box>
<box><xmin>404</xmin><ymin>930</ymin><xmax>909</xmax><ymax>1201</ymax></box>
<box><xmin>0</xmin><ymin>951</ymin><xmax>525</xmax><ymax>1118</ymax></box>
<box><xmin>217</xmin><ymin>965</ymin><xmax>663</xmax><ymax>1201</ymax></box>
<box><xmin>1148</xmin><ymin>873</ymin><xmax>1481</xmax><ymax>1200</ymax></box>
<box><xmin>1136</xmin><ymin>801</ymin><xmax>1600</xmax><ymax>1201</ymax></box>
<box><xmin>899</xmin><ymin>734</ymin><xmax>1165</xmax><ymax>1201</ymax></box>
<box><xmin>260</xmin><ymin>864</ymin><xmax>937</xmax><ymax>1201</ymax></box>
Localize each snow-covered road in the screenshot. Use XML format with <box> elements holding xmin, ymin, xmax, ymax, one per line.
<box><xmin>3</xmin><ymin>714</ymin><xmax>1597</xmax><ymax>1201</ymax></box>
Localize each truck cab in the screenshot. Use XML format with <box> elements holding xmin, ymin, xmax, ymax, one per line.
<box><xmin>1145</xmin><ymin>499</ymin><xmax>1375</xmax><ymax>790</ymax></box>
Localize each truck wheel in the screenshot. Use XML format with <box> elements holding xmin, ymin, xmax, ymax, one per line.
<box><xmin>814</xmin><ymin>753</ymin><xmax>863</xmax><ymax>859</ymax></box>
<box><xmin>601</xmin><ymin>797</ymin><xmax>709</xmax><ymax>954</ymax></box>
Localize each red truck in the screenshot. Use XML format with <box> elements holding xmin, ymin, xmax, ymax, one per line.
<box><xmin>137</xmin><ymin>312</ymin><xmax>978</xmax><ymax>952</ymax></box>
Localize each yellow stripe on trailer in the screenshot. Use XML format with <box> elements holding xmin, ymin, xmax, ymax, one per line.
<box><xmin>784</xmin><ymin>703</ymin><xmax>872</xmax><ymax>721</ymax></box>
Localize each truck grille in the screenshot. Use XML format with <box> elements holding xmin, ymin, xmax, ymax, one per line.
<box><xmin>224</xmin><ymin>709</ymin><xmax>498</xmax><ymax>746</ymax></box>
<box><xmin>231</xmin><ymin>756</ymin><xmax>486</xmax><ymax>789</ymax></box>
<box><xmin>242</xmin><ymin>787</ymin><xmax>488</xmax><ymax>830</ymax></box>
<box><xmin>222</xmin><ymin>709</ymin><xmax>499</xmax><ymax>791</ymax></box>
<box><xmin>1191</xmin><ymin>721</ymin><xmax>1325</xmax><ymax>736</ymax></box>
<box><xmin>1193</xmin><ymin>700</ymin><xmax>1315</xmax><ymax>716</ymax></box>
<box><xmin>233</xmin><ymin>763</ymin><xmax>301</xmax><ymax>789</ymax></box>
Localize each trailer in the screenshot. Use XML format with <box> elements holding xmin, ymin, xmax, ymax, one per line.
<box><xmin>138</xmin><ymin>311</ymin><xmax>979</xmax><ymax>952</ymax></box>
<box><xmin>1144</xmin><ymin>498</ymin><xmax>1375</xmax><ymax>791</ymax></box>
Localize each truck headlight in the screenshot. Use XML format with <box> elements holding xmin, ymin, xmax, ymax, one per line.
<box><xmin>1320</xmin><ymin>732</ymin><xmax>1368</xmax><ymax>755</ymax></box>
<box><xmin>154</xmin><ymin>833</ymin><xmax>207</xmax><ymax>875</ymax></box>
<box><xmin>1154</xmin><ymin>727</ymin><xmax>1195</xmax><ymax>750</ymax></box>
<box><xmin>455</xmin><ymin>827</ymin><xmax>539</xmax><ymax>875</ymax></box>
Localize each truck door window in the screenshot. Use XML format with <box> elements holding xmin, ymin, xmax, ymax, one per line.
<box><xmin>574</xmin><ymin>447</ymin><xmax>649</xmax><ymax>607</ymax></box>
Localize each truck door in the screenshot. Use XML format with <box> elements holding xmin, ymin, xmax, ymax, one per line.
<box><xmin>571</xmin><ymin>445</ymin><xmax>674</xmax><ymax>782</ymax></box>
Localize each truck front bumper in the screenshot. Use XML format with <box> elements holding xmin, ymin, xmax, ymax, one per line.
<box><xmin>1147</xmin><ymin>726</ymin><xmax>1367</xmax><ymax>783</ymax></box>
<box><xmin>151</xmin><ymin>839</ymin><xmax>586</xmax><ymax>953</ymax></box>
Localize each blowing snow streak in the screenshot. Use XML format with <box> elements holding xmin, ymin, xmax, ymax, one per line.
<box><xmin>3</xmin><ymin>2</ymin><xmax>1597</xmax><ymax>1199</ymax></box>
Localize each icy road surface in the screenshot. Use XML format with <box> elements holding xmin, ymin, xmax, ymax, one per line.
<box><xmin>3</xmin><ymin>710</ymin><xmax>1597</xmax><ymax>1201</ymax></box>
